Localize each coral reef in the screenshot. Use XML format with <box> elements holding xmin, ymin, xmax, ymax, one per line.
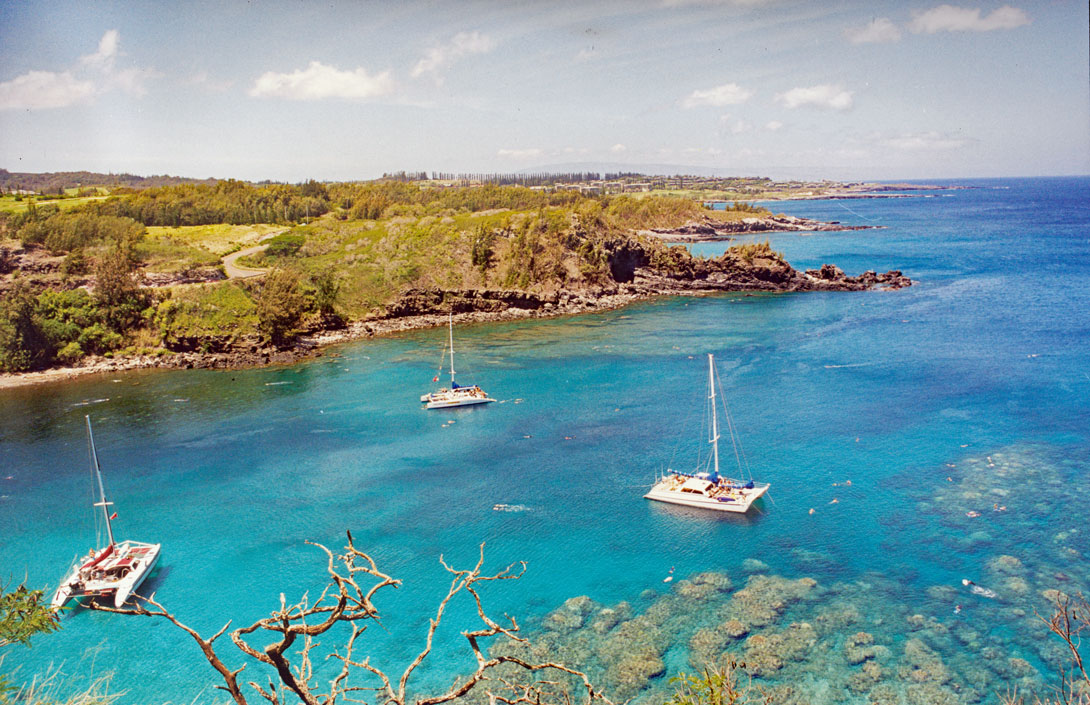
<box><xmin>490</xmin><ymin>445</ymin><xmax>1088</xmax><ymax>704</ymax></box>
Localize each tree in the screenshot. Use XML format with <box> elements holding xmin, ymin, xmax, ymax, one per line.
<box><xmin>254</xmin><ymin>268</ymin><xmax>307</xmax><ymax>346</ymax></box>
<box><xmin>309</xmin><ymin>270</ymin><xmax>341</xmax><ymax>323</ymax></box>
<box><xmin>1</xmin><ymin>580</ymin><xmax>62</xmax><ymax>695</ymax></box>
<box><xmin>93</xmin><ymin>244</ymin><xmax>148</xmax><ymax>332</ymax></box>
<box><xmin>0</xmin><ymin>279</ymin><xmax>48</xmax><ymax>372</ymax></box>
<box><xmin>667</xmin><ymin>659</ymin><xmax>771</xmax><ymax>705</ymax></box>
<box><xmin>87</xmin><ymin>533</ymin><xmax>612</xmax><ymax>705</ymax></box>
<box><xmin>0</xmin><ymin>581</ymin><xmax>59</xmax><ymax>648</ymax></box>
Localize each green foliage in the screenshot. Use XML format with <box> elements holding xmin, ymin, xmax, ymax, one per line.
<box><xmin>264</xmin><ymin>233</ymin><xmax>305</xmax><ymax>258</ymax></box>
<box><xmin>0</xmin><ymin>285</ymin><xmax>132</xmax><ymax>372</ymax></box>
<box><xmin>727</xmin><ymin>240</ymin><xmax>781</xmax><ymax>264</ymax></box>
<box><xmin>604</xmin><ymin>195</ymin><xmax>708</xmax><ymax>230</ymax></box>
<box><xmin>59</xmin><ymin>251</ymin><xmax>88</xmax><ymax>277</ymax></box>
<box><xmin>470</xmin><ymin>225</ymin><xmax>496</xmax><ymax>273</ymax></box>
<box><xmin>253</xmin><ymin>268</ymin><xmax>308</xmax><ymax>346</ymax></box>
<box><xmin>308</xmin><ymin>270</ymin><xmax>340</xmax><ymax>316</ymax></box>
<box><xmin>0</xmin><ymin>281</ymin><xmax>48</xmax><ymax>372</ymax></box>
<box><xmin>153</xmin><ymin>283</ymin><xmax>258</xmax><ymax>349</ymax></box>
<box><xmin>17</xmin><ymin>213</ymin><xmax>145</xmax><ymax>254</ymax></box>
<box><xmin>0</xmin><ymin>581</ymin><xmax>59</xmax><ymax>648</ymax></box>
<box><xmin>93</xmin><ymin>246</ymin><xmax>149</xmax><ymax>332</ymax></box>
<box><xmin>668</xmin><ymin>661</ymin><xmax>770</xmax><ymax>705</ymax></box>
<box><xmin>722</xmin><ymin>201</ymin><xmax>768</xmax><ymax>214</ymax></box>
<box><xmin>86</xmin><ymin>180</ymin><xmax>329</xmax><ymax>227</ymax></box>
<box><xmin>134</xmin><ymin>234</ymin><xmax>220</xmax><ymax>273</ymax></box>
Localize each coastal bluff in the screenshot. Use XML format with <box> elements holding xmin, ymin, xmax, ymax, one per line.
<box><xmin>382</xmin><ymin>238</ymin><xmax>911</xmax><ymax>321</ymax></box>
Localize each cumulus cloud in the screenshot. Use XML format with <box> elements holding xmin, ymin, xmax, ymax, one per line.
<box><xmin>909</xmin><ymin>5</ymin><xmax>1030</xmax><ymax>33</ymax></box>
<box><xmin>80</xmin><ymin>29</ymin><xmax>121</xmax><ymax>69</ymax></box>
<box><xmin>682</xmin><ymin>83</ymin><xmax>754</xmax><ymax>108</ymax></box>
<box><xmin>412</xmin><ymin>31</ymin><xmax>495</xmax><ymax>80</ymax></box>
<box><xmin>765</xmin><ymin>120</ymin><xmax>784</xmax><ymax>131</ymax></box>
<box><xmin>776</xmin><ymin>84</ymin><xmax>853</xmax><ymax>111</ymax></box>
<box><xmin>0</xmin><ymin>70</ymin><xmax>95</xmax><ymax>110</ymax></box>
<box><xmin>0</xmin><ymin>30</ymin><xmax>155</xmax><ymax>110</ymax></box>
<box><xmin>249</xmin><ymin>61</ymin><xmax>394</xmax><ymax>100</ymax></box>
<box><xmin>846</xmin><ymin>17</ymin><xmax>902</xmax><ymax>44</ymax></box>
<box><xmin>610</xmin><ymin>143</ymin><xmax>627</xmax><ymax>153</ymax></box>
<box><xmin>497</xmin><ymin>148</ymin><xmax>543</xmax><ymax>159</ymax></box>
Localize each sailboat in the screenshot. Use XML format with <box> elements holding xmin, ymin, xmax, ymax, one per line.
<box><xmin>644</xmin><ymin>354</ymin><xmax>770</xmax><ymax>513</ymax></box>
<box><xmin>52</xmin><ymin>416</ymin><xmax>161</xmax><ymax>610</ymax></box>
<box><xmin>420</xmin><ymin>313</ymin><xmax>496</xmax><ymax>409</ymax></box>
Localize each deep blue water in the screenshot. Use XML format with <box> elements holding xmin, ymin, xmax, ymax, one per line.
<box><xmin>2</xmin><ymin>177</ymin><xmax>1089</xmax><ymax>703</ymax></box>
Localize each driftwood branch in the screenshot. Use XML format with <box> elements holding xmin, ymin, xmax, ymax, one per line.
<box><xmin>1029</xmin><ymin>591</ymin><xmax>1090</xmax><ymax>705</ymax></box>
<box><xmin>86</xmin><ymin>594</ymin><xmax>248</xmax><ymax>705</ymax></box>
<box><xmin>86</xmin><ymin>532</ymin><xmax>612</xmax><ymax>705</ymax></box>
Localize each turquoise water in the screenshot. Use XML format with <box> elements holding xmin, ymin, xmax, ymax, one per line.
<box><xmin>3</xmin><ymin>177</ymin><xmax>1089</xmax><ymax>703</ymax></box>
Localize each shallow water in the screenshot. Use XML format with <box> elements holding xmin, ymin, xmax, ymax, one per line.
<box><xmin>2</xmin><ymin>177</ymin><xmax>1089</xmax><ymax>703</ymax></box>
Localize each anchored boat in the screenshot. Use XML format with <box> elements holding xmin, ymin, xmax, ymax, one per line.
<box><xmin>420</xmin><ymin>313</ymin><xmax>496</xmax><ymax>409</ymax></box>
<box><xmin>644</xmin><ymin>354</ymin><xmax>770</xmax><ymax>513</ymax></box>
<box><xmin>52</xmin><ymin>416</ymin><xmax>161</xmax><ymax>610</ymax></box>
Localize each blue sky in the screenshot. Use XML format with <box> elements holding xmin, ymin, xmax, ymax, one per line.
<box><xmin>1</xmin><ymin>0</ymin><xmax>1087</xmax><ymax>182</ymax></box>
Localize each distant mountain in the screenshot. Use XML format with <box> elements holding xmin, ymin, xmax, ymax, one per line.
<box><xmin>0</xmin><ymin>169</ymin><xmax>219</xmax><ymax>193</ymax></box>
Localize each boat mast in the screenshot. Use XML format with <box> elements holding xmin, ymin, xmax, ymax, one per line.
<box><xmin>448</xmin><ymin>312</ymin><xmax>456</xmax><ymax>386</ymax></box>
<box><xmin>708</xmin><ymin>354</ymin><xmax>720</xmax><ymax>482</ymax></box>
<box><xmin>85</xmin><ymin>415</ymin><xmax>115</xmax><ymax>547</ymax></box>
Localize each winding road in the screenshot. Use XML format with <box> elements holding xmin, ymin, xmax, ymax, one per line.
<box><xmin>221</xmin><ymin>231</ymin><xmax>284</xmax><ymax>279</ymax></box>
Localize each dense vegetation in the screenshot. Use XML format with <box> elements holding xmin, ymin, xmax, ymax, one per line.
<box><xmin>0</xmin><ymin>177</ymin><xmax>772</xmax><ymax>373</ymax></box>
<box><xmin>0</xmin><ymin>168</ymin><xmax>216</xmax><ymax>194</ymax></box>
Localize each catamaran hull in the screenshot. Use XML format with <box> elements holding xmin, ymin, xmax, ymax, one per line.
<box><xmin>426</xmin><ymin>396</ymin><xmax>496</xmax><ymax>409</ymax></box>
<box><xmin>113</xmin><ymin>543</ymin><xmax>160</xmax><ymax>607</ymax></box>
<box><xmin>51</xmin><ymin>541</ymin><xmax>162</xmax><ymax>610</ymax></box>
<box><xmin>644</xmin><ymin>483</ymin><xmax>770</xmax><ymax>513</ymax></box>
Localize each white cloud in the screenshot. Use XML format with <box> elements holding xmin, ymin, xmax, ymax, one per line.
<box><xmin>880</xmin><ymin>131</ymin><xmax>968</xmax><ymax>151</ymax></box>
<box><xmin>412</xmin><ymin>31</ymin><xmax>495</xmax><ymax>80</ymax></box>
<box><xmin>682</xmin><ymin>83</ymin><xmax>754</xmax><ymax>108</ymax></box>
<box><xmin>610</xmin><ymin>143</ymin><xmax>627</xmax><ymax>153</ymax></box>
<box><xmin>0</xmin><ymin>70</ymin><xmax>95</xmax><ymax>110</ymax></box>
<box><xmin>766</xmin><ymin>120</ymin><xmax>784</xmax><ymax>131</ymax></box>
<box><xmin>846</xmin><ymin>17</ymin><xmax>902</xmax><ymax>44</ymax></box>
<box><xmin>909</xmin><ymin>5</ymin><xmax>1030</xmax><ymax>34</ymax></box>
<box><xmin>776</xmin><ymin>84</ymin><xmax>853</xmax><ymax>111</ymax></box>
<box><xmin>109</xmin><ymin>66</ymin><xmax>162</xmax><ymax>96</ymax></box>
<box><xmin>249</xmin><ymin>61</ymin><xmax>394</xmax><ymax>100</ymax></box>
<box><xmin>0</xmin><ymin>30</ymin><xmax>158</xmax><ymax>110</ymax></box>
<box><xmin>497</xmin><ymin>148</ymin><xmax>543</xmax><ymax>159</ymax></box>
<box><xmin>79</xmin><ymin>30</ymin><xmax>120</xmax><ymax>70</ymax></box>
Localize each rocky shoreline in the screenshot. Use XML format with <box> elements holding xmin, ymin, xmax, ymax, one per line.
<box><xmin>640</xmin><ymin>214</ymin><xmax>877</xmax><ymax>242</ymax></box>
<box><xmin>0</xmin><ymin>246</ymin><xmax>912</xmax><ymax>389</ymax></box>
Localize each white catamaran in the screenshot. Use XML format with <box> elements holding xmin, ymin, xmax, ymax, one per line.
<box><xmin>52</xmin><ymin>416</ymin><xmax>161</xmax><ymax>610</ymax></box>
<box><xmin>644</xmin><ymin>354</ymin><xmax>770</xmax><ymax>513</ymax></box>
<box><xmin>420</xmin><ymin>313</ymin><xmax>496</xmax><ymax>409</ymax></box>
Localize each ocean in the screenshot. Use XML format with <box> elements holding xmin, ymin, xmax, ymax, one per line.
<box><xmin>2</xmin><ymin>176</ymin><xmax>1088</xmax><ymax>703</ymax></box>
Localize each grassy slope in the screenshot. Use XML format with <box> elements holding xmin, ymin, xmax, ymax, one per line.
<box><xmin>0</xmin><ymin>194</ymin><xmax>111</xmax><ymax>214</ymax></box>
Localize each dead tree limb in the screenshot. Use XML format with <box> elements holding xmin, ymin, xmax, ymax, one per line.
<box><xmin>86</xmin><ymin>532</ymin><xmax>612</xmax><ymax>705</ymax></box>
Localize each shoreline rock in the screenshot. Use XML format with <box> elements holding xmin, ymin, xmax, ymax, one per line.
<box><xmin>641</xmin><ymin>215</ymin><xmax>878</xmax><ymax>242</ymax></box>
<box><xmin>0</xmin><ymin>251</ymin><xmax>913</xmax><ymax>389</ymax></box>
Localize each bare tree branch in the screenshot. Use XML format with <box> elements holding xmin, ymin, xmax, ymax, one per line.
<box><xmin>85</xmin><ymin>531</ymin><xmax>612</xmax><ymax>705</ymax></box>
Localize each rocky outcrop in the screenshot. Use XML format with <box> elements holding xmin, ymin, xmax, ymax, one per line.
<box><xmin>378</xmin><ymin>244</ymin><xmax>913</xmax><ymax>322</ymax></box>
<box><xmin>642</xmin><ymin>214</ymin><xmax>877</xmax><ymax>242</ymax></box>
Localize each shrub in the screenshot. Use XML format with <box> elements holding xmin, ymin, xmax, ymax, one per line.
<box><xmin>254</xmin><ymin>269</ymin><xmax>307</xmax><ymax>346</ymax></box>
<box><xmin>264</xmin><ymin>233</ymin><xmax>305</xmax><ymax>258</ymax></box>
